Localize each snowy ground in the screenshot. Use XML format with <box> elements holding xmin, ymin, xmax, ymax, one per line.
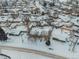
<box><xmin>0</xmin><ymin>26</ymin><xmax>79</xmax><ymax>59</ymax></box>
<box><xmin>0</xmin><ymin>0</ymin><xmax>79</xmax><ymax>59</ymax></box>
<box><xmin>0</xmin><ymin>14</ymin><xmax>79</xmax><ymax>59</ymax></box>
<box><xmin>1</xmin><ymin>49</ymin><xmax>52</xmax><ymax>59</ymax></box>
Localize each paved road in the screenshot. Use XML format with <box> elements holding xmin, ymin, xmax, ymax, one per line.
<box><xmin>0</xmin><ymin>46</ymin><xmax>67</xmax><ymax>59</ymax></box>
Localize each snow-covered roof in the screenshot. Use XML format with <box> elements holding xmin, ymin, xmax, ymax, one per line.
<box><xmin>30</xmin><ymin>15</ymin><xmax>49</xmax><ymax>21</ymax></box>
<box><xmin>52</xmin><ymin>28</ymin><xmax>68</xmax><ymax>41</ymax></box>
<box><xmin>0</xmin><ymin>16</ymin><xmax>9</xmax><ymax>21</ymax></box>
<box><xmin>30</xmin><ymin>26</ymin><xmax>52</xmax><ymax>35</ymax></box>
<box><xmin>59</xmin><ymin>15</ymin><xmax>70</xmax><ymax>22</ymax></box>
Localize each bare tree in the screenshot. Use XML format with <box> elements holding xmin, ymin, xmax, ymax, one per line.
<box><xmin>68</xmin><ymin>29</ymin><xmax>79</xmax><ymax>52</ymax></box>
